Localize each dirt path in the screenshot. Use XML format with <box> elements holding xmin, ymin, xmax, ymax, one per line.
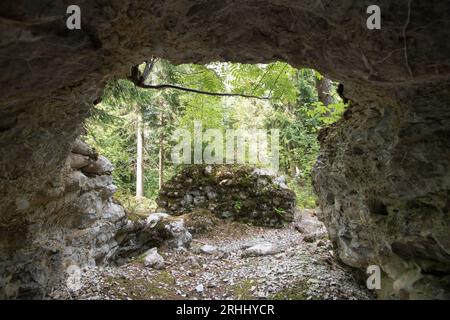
<box><xmin>51</xmin><ymin>210</ymin><xmax>373</xmax><ymax>300</ymax></box>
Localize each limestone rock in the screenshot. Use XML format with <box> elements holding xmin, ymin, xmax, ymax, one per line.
<box><xmin>145</xmin><ymin>212</ymin><xmax>170</xmax><ymax>228</ymax></box>
<box><xmin>200</xmin><ymin>245</ymin><xmax>218</xmax><ymax>255</ymax></box>
<box><xmin>1</xmin><ymin>0</ymin><xmax>449</xmax><ymax>299</ymax></box>
<box><xmin>164</xmin><ymin>219</ymin><xmax>193</xmax><ymax>249</ymax></box>
<box><xmin>312</xmin><ymin>101</ymin><xmax>450</xmax><ymax>299</ymax></box>
<box><xmin>72</xmin><ymin>139</ymin><xmax>95</xmax><ymax>157</ymax></box>
<box><xmin>294</xmin><ymin>209</ymin><xmax>328</xmax><ymax>243</ymax></box>
<box><xmin>69</xmin><ymin>153</ymin><xmax>90</xmax><ymax>169</ymax></box>
<box><xmin>243</xmin><ymin>242</ymin><xmax>281</xmax><ymax>257</ymax></box>
<box><xmin>143</xmin><ymin>248</ymin><xmax>165</xmax><ymax>270</ymax></box>
<box><xmin>81</xmin><ymin>156</ymin><xmax>114</xmax><ymax>175</ymax></box>
<box><xmin>195</xmin><ymin>284</ymin><xmax>204</xmax><ymax>293</ymax></box>
<box><xmin>113</xmin><ymin>212</ymin><xmax>192</xmax><ymax>261</ymax></box>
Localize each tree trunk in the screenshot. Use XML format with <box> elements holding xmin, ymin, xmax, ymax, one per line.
<box><xmin>315</xmin><ymin>77</ymin><xmax>333</xmax><ymax>106</ymax></box>
<box><xmin>158</xmin><ymin>110</ymin><xmax>165</xmax><ymax>190</ymax></box>
<box><xmin>136</xmin><ymin>106</ymin><xmax>144</xmax><ymax>199</ymax></box>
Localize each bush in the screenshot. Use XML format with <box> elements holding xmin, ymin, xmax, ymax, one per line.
<box><xmin>114</xmin><ymin>189</ymin><xmax>157</xmax><ymax>216</ymax></box>
<box><xmin>286</xmin><ymin>176</ymin><xmax>317</xmax><ymax>208</ymax></box>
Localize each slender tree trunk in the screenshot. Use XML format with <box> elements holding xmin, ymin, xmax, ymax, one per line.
<box><xmin>136</xmin><ymin>106</ymin><xmax>144</xmax><ymax>199</ymax></box>
<box><xmin>315</xmin><ymin>77</ymin><xmax>333</xmax><ymax>106</ymax></box>
<box><xmin>158</xmin><ymin>110</ymin><xmax>164</xmax><ymax>190</ymax></box>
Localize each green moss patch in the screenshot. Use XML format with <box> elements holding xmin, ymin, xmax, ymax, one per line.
<box><xmin>104</xmin><ymin>270</ymin><xmax>178</xmax><ymax>300</ymax></box>
<box><xmin>270</xmin><ymin>279</ymin><xmax>314</xmax><ymax>300</ymax></box>
<box><xmin>228</xmin><ymin>279</ymin><xmax>257</xmax><ymax>300</ymax></box>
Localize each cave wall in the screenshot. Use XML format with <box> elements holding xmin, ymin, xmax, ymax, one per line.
<box><xmin>0</xmin><ymin>0</ymin><xmax>449</xmax><ymax>298</ymax></box>
<box><xmin>0</xmin><ymin>139</ymin><xmax>127</xmax><ymax>298</ymax></box>
<box><xmin>312</xmin><ymin>83</ymin><xmax>450</xmax><ymax>299</ymax></box>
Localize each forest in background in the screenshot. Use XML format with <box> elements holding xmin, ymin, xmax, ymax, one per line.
<box><xmin>85</xmin><ymin>59</ymin><xmax>347</xmax><ymax>213</ymax></box>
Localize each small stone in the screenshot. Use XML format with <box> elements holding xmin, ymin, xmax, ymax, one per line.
<box><xmin>204</xmin><ymin>165</ymin><xmax>213</xmax><ymax>175</ymax></box>
<box><xmin>195</xmin><ymin>284</ymin><xmax>204</xmax><ymax>293</ymax></box>
<box><xmin>221</xmin><ymin>211</ymin><xmax>233</xmax><ymax>219</ymax></box>
<box><xmin>200</xmin><ymin>244</ymin><xmax>218</xmax><ymax>255</ymax></box>
<box><xmin>143</xmin><ymin>248</ymin><xmax>165</xmax><ymax>269</ymax></box>
<box><xmin>242</xmin><ymin>242</ymin><xmax>282</xmax><ymax>257</ymax></box>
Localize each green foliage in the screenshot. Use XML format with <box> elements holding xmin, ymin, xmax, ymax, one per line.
<box><xmin>308</xmin><ymin>101</ymin><xmax>347</xmax><ymax>124</ymax></box>
<box><xmin>86</xmin><ymin>98</ymin><xmax>136</xmax><ymax>193</ymax></box>
<box><xmin>225</xmin><ymin>62</ymin><xmax>299</xmax><ymax>104</ymax></box>
<box><xmin>274</xmin><ymin>207</ymin><xmax>286</xmax><ymax>218</ymax></box>
<box><xmin>286</xmin><ymin>176</ymin><xmax>317</xmax><ymax>208</ymax></box>
<box><xmin>86</xmin><ymin>59</ymin><xmax>347</xmax><ymax>212</ymax></box>
<box><xmin>179</xmin><ymin>102</ymin><xmax>224</xmax><ymax>131</ymax></box>
<box><xmin>234</xmin><ymin>199</ymin><xmax>243</xmax><ymax>212</ymax></box>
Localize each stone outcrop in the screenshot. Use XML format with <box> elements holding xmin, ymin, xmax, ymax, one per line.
<box><xmin>114</xmin><ymin>212</ymin><xmax>192</xmax><ymax>263</ymax></box>
<box><xmin>156</xmin><ymin>165</ymin><xmax>296</xmax><ymax>227</ymax></box>
<box><xmin>0</xmin><ymin>139</ymin><xmax>191</xmax><ymax>298</ymax></box>
<box><xmin>312</xmin><ymin>97</ymin><xmax>450</xmax><ymax>299</ymax></box>
<box><xmin>0</xmin><ymin>139</ymin><xmax>127</xmax><ymax>298</ymax></box>
<box><xmin>1</xmin><ymin>1</ymin><xmax>449</xmax><ymax>299</ymax></box>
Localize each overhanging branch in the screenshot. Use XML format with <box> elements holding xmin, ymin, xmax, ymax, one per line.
<box><xmin>129</xmin><ymin>65</ymin><xmax>270</xmax><ymax>100</ymax></box>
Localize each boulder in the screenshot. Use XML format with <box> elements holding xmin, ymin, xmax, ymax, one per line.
<box><xmin>143</xmin><ymin>248</ymin><xmax>165</xmax><ymax>269</ymax></box>
<box><xmin>294</xmin><ymin>209</ymin><xmax>328</xmax><ymax>243</ymax></box>
<box><xmin>200</xmin><ymin>245</ymin><xmax>218</xmax><ymax>255</ymax></box>
<box><xmin>113</xmin><ymin>212</ymin><xmax>192</xmax><ymax>261</ymax></box>
<box><xmin>242</xmin><ymin>242</ymin><xmax>282</xmax><ymax>257</ymax></box>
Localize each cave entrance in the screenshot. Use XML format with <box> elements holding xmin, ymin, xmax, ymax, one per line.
<box><xmin>85</xmin><ymin>59</ymin><xmax>347</xmax><ymax>215</ymax></box>
<box><xmin>2</xmin><ymin>0</ymin><xmax>448</xmax><ymax>301</ymax></box>
<box><xmin>73</xmin><ymin>58</ymin><xmax>364</xmax><ymax>300</ymax></box>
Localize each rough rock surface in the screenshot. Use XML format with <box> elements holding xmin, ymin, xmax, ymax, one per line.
<box><xmin>1</xmin><ymin>1</ymin><xmax>449</xmax><ymax>299</ymax></box>
<box><xmin>294</xmin><ymin>209</ymin><xmax>329</xmax><ymax>243</ymax></box>
<box><xmin>313</xmin><ymin>99</ymin><xmax>450</xmax><ymax>299</ymax></box>
<box><xmin>47</xmin><ymin>210</ymin><xmax>372</xmax><ymax>300</ymax></box>
<box><xmin>0</xmin><ymin>140</ymin><xmax>191</xmax><ymax>298</ymax></box>
<box><xmin>143</xmin><ymin>248</ymin><xmax>165</xmax><ymax>270</ymax></box>
<box><xmin>156</xmin><ymin>165</ymin><xmax>296</xmax><ymax>227</ymax></box>
<box><xmin>114</xmin><ymin>212</ymin><xmax>192</xmax><ymax>263</ymax></box>
<box><xmin>200</xmin><ymin>245</ymin><xmax>218</xmax><ymax>255</ymax></box>
<box><xmin>242</xmin><ymin>242</ymin><xmax>282</xmax><ymax>257</ymax></box>
<box><xmin>181</xmin><ymin>208</ymin><xmax>221</xmax><ymax>235</ymax></box>
<box><xmin>0</xmin><ymin>139</ymin><xmax>128</xmax><ymax>298</ymax></box>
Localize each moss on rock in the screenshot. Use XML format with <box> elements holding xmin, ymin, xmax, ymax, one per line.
<box><xmin>156</xmin><ymin>165</ymin><xmax>296</xmax><ymax>228</ymax></box>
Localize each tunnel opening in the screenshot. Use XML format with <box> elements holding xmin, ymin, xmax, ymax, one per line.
<box><xmin>85</xmin><ymin>59</ymin><xmax>346</xmax><ymax>213</ymax></box>
<box><xmin>0</xmin><ymin>0</ymin><xmax>449</xmax><ymax>300</ymax></box>
<box><xmin>63</xmin><ymin>59</ymin><xmax>365</xmax><ymax>299</ymax></box>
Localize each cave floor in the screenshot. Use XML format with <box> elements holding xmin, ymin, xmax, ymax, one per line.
<box><xmin>49</xmin><ymin>210</ymin><xmax>373</xmax><ymax>300</ymax></box>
